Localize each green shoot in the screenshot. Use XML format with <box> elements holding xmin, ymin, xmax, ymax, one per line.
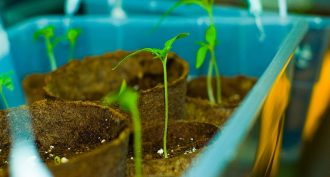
<box><xmin>160</xmin><ymin>0</ymin><xmax>222</xmax><ymax>105</ymax></box>
<box><xmin>66</xmin><ymin>28</ymin><xmax>81</xmax><ymax>61</ymax></box>
<box><xmin>53</xmin><ymin>155</ymin><xmax>69</xmax><ymax>165</ymax></box>
<box><xmin>34</xmin><ymin>26</ymin><xmax>59</xmax><ymax>71</ymax></box>
<box><xmin>102</xmin><ymin>80</ymin><xmax>142</xmax><ymax>177</ymax></box>
<box><xmin>34</xmin><ymin>26</ymin><xmax>82</xmax><ymax>70</ymax></box>
<box><xmin>0</xmin><ymin>72</ymin><xmax>14</xmax><ymax>109</ymax></box>
<box><xmin>54</xmin><ymin>156</ymin><xmax>61</xmax><ymax>165</ymax></box>
<box><xmin>113</xmin><ymin>33</ymin><xmax>189</xmax><ymax>158</ymax></box>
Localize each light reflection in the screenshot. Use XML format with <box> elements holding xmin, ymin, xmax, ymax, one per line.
<box><xmin>247</xmin><ymin>0</ymin><xmax>266</xmax><ymax>41</ymax></box>
<box><xmin>8</xmin><ymin>109</ymin><xmax>53</xmax><ymax>177</ymax></box>
<box><xmin>303</xmin><ymin>50</ymin><xmax>330</xmax><ymax>141</ymax></box>
<box><xmin>110</xmin><ymin>0</ymin><xmax>127</xmax><ymax>20</ymax></box>
<box><xmin>252</xmin><ymin>57</ymin><xmax>292</xmax><ymax>177</ymax></box>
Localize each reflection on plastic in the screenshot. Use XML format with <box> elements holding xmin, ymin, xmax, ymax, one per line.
<box><xmin>252</xmin><ymin>58</ymin><xmax>292</xmax><ymax>177</ymax></box>
<box><xmin>0</xmin><ymin>20</ymin><xmax>9</xmax><ymax>60</ymax></box>
<box><xmin>8</xmin><ymin>109</ymin><xmax>53</xmax><ymax>177</ymax></box>
<box><xmin>303</xmin><ymin>50</ymin><xmax>330</xmax><ymax>141</ymax></box>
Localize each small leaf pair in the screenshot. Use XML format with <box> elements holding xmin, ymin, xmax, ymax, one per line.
<box><xmin>196</xmin><ymin>25</ymin><xmax>217</xmax><ymax>69</ymax></box>
<box><xmin>113</xmin><ymin>32</ymin><xmax>189</xmax><ymax>70</ymax></box>
<box><xmin>0</xmin><ymin>72</ymin><xmax>14</xmax><ymax>91</ymax></box>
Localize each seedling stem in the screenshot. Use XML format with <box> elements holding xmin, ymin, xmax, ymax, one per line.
<box><xmin>0</xmin><ymin>72</ymin><xmax>14</xmax><ymax>109</ymax></box>
<box><xmin>102</xmin><ymin>81</ymin><xmax>142</xmax><ymax>177</ymax></box>
<box><xmin>112</xmin><ymin>33</ymin><xmax>189</xmax><ymax>158</ymax></box>
<box><xmin>160</xmin><ymin>0</ymin><xmax>222</xmax><ymax>105</ymax></box>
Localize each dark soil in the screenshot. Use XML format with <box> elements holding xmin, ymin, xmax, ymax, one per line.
<box><xmin>0</xmin><ymin>100</ymin><xmax>130</xmax><ymax>177</ymax></box>
<box><xmin>126</xmin><ymin>121</ymin><xmax>218</xmax><ymax>177</ymax></box>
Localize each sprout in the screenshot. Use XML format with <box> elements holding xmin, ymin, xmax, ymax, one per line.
<box><xmin>112</xmin><ymin>33</ymin><xmax>189</xmax><ymax>158</ymax></box>
<box><xmin>159</xmin><ymin>0</ymin><xmax>222</xmax><ymax>105</ymax></box>
<box><xmin>0</xmin><ymin>71</ymin><xmax>14</xmax><ymax>109</ymax></box>
<box><xmin>66</xmin><ymin>28</ymin><xmax>81</xmax><ymax>61</ymax></box>
<box><xmin>34</xmin><ymin>26</ymin><xmax>59</xmax><ymax>71</ymax></box>
<box><xmin>34</xmin><ymin>26</ymin><xmax>82</xmax><ymax>70</ymax></box>
<box><xmin>54</xmin><ymin>156</ymin><xmax>61</xmax><ymax>165</ymax></box>
<box><xmin>102</xmin><ymin>80</ymin><xmax>142</xmax><ymax>177</ymax></box>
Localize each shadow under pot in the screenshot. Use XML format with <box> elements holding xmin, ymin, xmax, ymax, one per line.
<box><xmin>0</xmin><ymin>100</ymin><xmax>130</xmax><ymax>177</ymax></box>
<box><xmin>43</xmin><ymin>50</ymin><xmax>189</xmax><ymax>127</ymax></box>
<box><xmin>185</xmin><ymin>76</ymin><xmax>256</xmax><ymax>126</ymax></box>
<box><xmin>126</xmin><ymin>121</ymin><xmax>218</xmax><ymax>177</ymax></box>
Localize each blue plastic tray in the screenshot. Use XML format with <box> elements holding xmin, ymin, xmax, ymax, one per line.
<box><xmin>1</xmin><ymin>16</ymin><xmax>307</xmax><ymax>176</ymax></box>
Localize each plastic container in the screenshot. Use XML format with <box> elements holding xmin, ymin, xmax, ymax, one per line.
<box><xmin>2</xmin><ymin>16</ymin><xmax>307</xmax><ymax>176</ymax></box>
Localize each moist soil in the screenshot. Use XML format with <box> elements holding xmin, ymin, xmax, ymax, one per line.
<box><xmin>44</xmin><ymin>50</ymin><xmax>189</xmax><ymax>126</ymax></box>
<box><xmin>0</xmin><ymin>100</ymin><xmax>130</xmax><ymax>177</ymax></box>
<box><xmin>126</xmin><ymin>121</ymin><xmax>218</xmax><ymax>177</ymax></box>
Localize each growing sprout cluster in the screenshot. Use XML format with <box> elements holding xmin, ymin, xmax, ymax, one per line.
<box><xmin>34</xmin><ymin>26</ymin><xmax>81</xmax><ymax>71</ymax></box>
<box><xmin>163</xmin><ymin>0</ymin><xmax>222</xmax><ymax>105</ymax></box>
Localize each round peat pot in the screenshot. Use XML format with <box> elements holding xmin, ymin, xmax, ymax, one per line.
<box><xmin>187</xmin><ymin>76</ymin><xmax>256</xmax><ymax>106</ymax></box>
<box><xmin>126</xmin><ymin>121</ymin><xmax>218</xmax><ymax>177</ymax></box>
<box><xmin>22</xmin><ymin>73</ymin><xmax>48</xmax><ymax>104</ymax></box>
<box><xmin>44</xmin><ymin>50</ymin><xmax>189</xmax><ymax>126</ymax></box>
<box><xmin>0</xmin><ymin>100</ymin><xmax>130</xmax><ymax>177</ymax></box>
<box><xmin>184</xmin><ymin>97</ymin><xmax>234</xmax><ymax>127</ymax></box>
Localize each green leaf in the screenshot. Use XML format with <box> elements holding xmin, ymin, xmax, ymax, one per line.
<box><xmin>205</xmin><ymin>25</ymin><xmax>216</xmax><ymax>45</ymax></box>
<box><xmin>196</xmin><ymin>45</ymin><xmax>208</xmax><ymax>69</ymax></box>
<box><xmin>112</xmin><ymin>48</ymin><xmax>158</xmax><ymax>70</ymax></box>
<box><xmin>67</xmin><ymin>28</ymin><xmax>81</xmax><ymax>46</ymax></box>
<box><xmin>34</xmin><ymin>25</ymin><xmax>55</xmax><ymax>40</ymax></box>
<box><xmin>163</xmin><ymin>33</ymin><xmax>189</xmax><ymax>52</ymax></box>
<box><xmin>102</xmin><ymin>80</ymin><xmax>139</xmax><ymax>112</ymax></box>
<box><xmin>0</xmin><ymin>72</ymin><xmax>14</xmax><ymax>91</ymax></box>
<box><xmin>153</xmin><ymin>0</ymin><xmax>206</xmax><ymax>31</ymax></box>
<box><xmin>118</xmin><ymin>80</ymin><xmax>127</xmax><ymax>96</ymax></box>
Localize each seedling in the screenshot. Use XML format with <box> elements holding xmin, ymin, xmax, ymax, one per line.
<box><xmin>54</xmin><ymin>155</ymin><xmax>69</xmax><ymax>165</ymax></box>
<box><xmin>0</xmin><ymin>71</ymin><xmax>14</xmax><ymax>109</ymax></box>
<box><xmin>102</xmin><ymin>80</ymin><xmax>142</xmax><ymax>177</ymax></box>
<box><xmin>34</xmin><ymin>25</ymin><xmax>59</xmax><ymax>71</ymax></box>
<box><xmin>66</xmin><ymin>28</ymin><xmax>81</xmax><ymax>61</ymax></box>
<box><xmin>54</xmin><ymin>156</ymin><xmax>61</xmax><ymax>165</ymax></box>
<box><xmin>113</xmin><ymin>33</ymin><xmax>189</xmax><ymax>158</ymax></box>
<box><xmin>160</xmin><ymin>0</ymin><xmax>222</xmax><ymax>105</ymax></box>
<box><xmin>34</xmin><ymin>26</ymin><xmax>81</xmax><ymax>70</ymax></box>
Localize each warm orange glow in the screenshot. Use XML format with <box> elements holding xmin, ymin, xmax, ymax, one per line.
<box><xmin>303</xmin><ymin>50</ymin><xmax>330</xmax><ymax>141</ymax></box>
<box><xmin>252</xmin><ymin>58</ymin><xmax>291</xmax><ymax>177</ymax></box>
